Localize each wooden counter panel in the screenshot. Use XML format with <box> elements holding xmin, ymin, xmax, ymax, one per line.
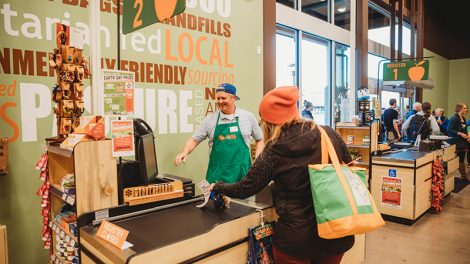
<box><xmin>74</xmin><ymin>141</ymin><xmax>118</xmax><ymax>215</ymax></box>
<box><xmin>442</xmin><ymin>144</ymin><xmax>456</xmax><ymax>162</ymax></box>
<box><xmin>193</xmin><ymin>243</ymin><xmax>248</xmax><ymax>264</ymax></box>
<box><xmin>371</xmin><ymin>184</ymin><xmax>415</xmax><ymax>219</ymax></box>
<box><xmin>415</xmin><ymin>163</ymin><xmax>432</xmax><ymax>184</ymax></box>
<box><xmin>446</xmin><ymin>157</ymin><xmax>459</xmax><ymax>174</ymax></box>
<box><xmin>444</xmin><ymin>173</ymin><xmax>455</xmax><ymax>195</ymax></box>
<box><xmin>371</xmin><ymin>160</ymin><xmax>415</xmax><ymax>168</ymax></box>
<box><xmin>128</xmin><ymin>210</ymin><xmax>272</xmax><ymax>264</ymax></box>
<box><xmin>415</xmin><ymin>152</ymin><xmax>434</xmax><ymax>167</ymax></box>
<box><xmin>371</xmin><ymin>166</ymin><xmax>415</xmax><ymax>186</ymax></box>
<box><xmin>414</xmin><ymin>179</ymin><xmax>432</xmax><ymax>218</ymax></box>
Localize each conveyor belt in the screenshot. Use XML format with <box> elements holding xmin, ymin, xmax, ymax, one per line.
<box><xmin>82</xmin><ymin>200</ymin><xmax>255</xmax><ymax>254</ymax></box>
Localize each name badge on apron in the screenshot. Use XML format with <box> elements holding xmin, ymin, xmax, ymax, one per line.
<box><xmin>230</xmin><ymin>126</ymin><xmax>239</xmax><ymax>133</ymax></box>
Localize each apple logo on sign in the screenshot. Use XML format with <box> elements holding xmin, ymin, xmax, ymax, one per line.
<box><xmin>408</xmin><ymin>60</ymin><xmax>426</xmax><ymax>81</ymax></box>
<box><xmin>155</xmin><ymin>0</ymin><xmax>178</xmax><ymax>21</ymax></box>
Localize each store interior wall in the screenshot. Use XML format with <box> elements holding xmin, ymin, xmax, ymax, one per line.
<box><xmin>0</xmin><ymin>1</ymin><xmax>264</xmax><ymax>263</ymax></box>
<box><xmin>448</xmin><ymin>58</ymin><xmax>470</xmax><ymax>113</ymax></box>
<box><xmin>423</xmin><ymin>48</ymin><xmax>470</xmax><ymax>116</ymax></box>
<box><xmin>422</xmin><ymin>49</ymin><xmax>449</xmax><ymax>112</ymax></box>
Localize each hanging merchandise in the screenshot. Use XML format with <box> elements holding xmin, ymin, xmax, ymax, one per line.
<box><xmin>431</xmin><ymin>157</ymin><xmax>445</xmax><ymax>213</ymax></box>
<box><xmin>49</xmin><ymin>23</ymin><xmax>90</xmax><ymax>141</ymax></box>
<box><xmin>0</xmin><ymin>138</ymin><xmax>8</xmax><ymax>175</ymax></box>
<box><xmin>35</xmin><ymin>153</ymin><xmax>52</xmax><ymax>253</ymax></box>
<box><xmin>248</xmin><ymin>210</ymin><xmax>274</xmax><ymax>264</ymax></box>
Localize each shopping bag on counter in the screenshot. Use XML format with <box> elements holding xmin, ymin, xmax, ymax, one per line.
<box><xmin>308</xmin><ymin>127</ymin><xmax>384</xmax><ymax>239</ymax></box>
<box><xmin>248</xmin><ymin>210</ymin><xmax>274</xmax><ymax>264</ymax></box>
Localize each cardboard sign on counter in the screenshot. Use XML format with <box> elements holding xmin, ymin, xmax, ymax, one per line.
<box><xmin>96</xmin><ymin>220</ymin><xmax>129</xmax><ymax>250</ymax></box>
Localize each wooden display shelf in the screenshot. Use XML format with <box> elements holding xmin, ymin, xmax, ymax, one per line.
<box><xmin>50</xmin><ymin>220</ymin><xmax>77</xmax><ymax>243</ymax></box>
<box><xmin>354</xmin><ymin>161</ymin><xmax>369</xmax><ymax>166</ymax></box>
<box><xmin>50</xmin><ymin>184</ymin><xmax>76</xmax><ymax>206</ymax></box>
<box><xmin>47</xmin><ymin>144</ymin><xmax>73</xmax><ymax>157</ymax></box>
<box><xmin>346</xmin><ymin>144</ymin><xmax>370</xmax><ymax>148</ymax></box>
<box><xmin>336</xmin><ymin>125</ymin><xmax>370</xmax><ymax>130</ymax></box>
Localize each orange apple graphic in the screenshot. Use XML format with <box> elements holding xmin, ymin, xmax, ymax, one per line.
<box><xmin>408</xmin><ymin>60</ymin><xmax>426</xmax><ymax>81</ymax></box>
<box><xmin>154</xmin><ymin>0</ymin><xmax>178</xmax><ymax>21</ymax></box>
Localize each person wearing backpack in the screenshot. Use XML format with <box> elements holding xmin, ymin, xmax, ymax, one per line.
<box><xmin>447</xmin><ymin>103</ymin><xmax>469</xmax><ymax>181</ymax></box>
<box><xmin>402</xmin><ymin>102</ymin><xmax>439</xmax><ymax>146</ymax></box>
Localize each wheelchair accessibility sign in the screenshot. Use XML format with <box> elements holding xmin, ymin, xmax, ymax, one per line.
<box><xmin>388</xmin><ymin>169</ymin><xmax>397</xmax><ymax>177</ymax></box>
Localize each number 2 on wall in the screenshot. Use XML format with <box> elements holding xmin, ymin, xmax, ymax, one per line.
<box><xmin>393</xmin><ymin>68</ymin><xmax>398</xmax><ymax>80</ymax></box>
<box><xmin>133</xmin><ymin>0</ymin><xmax>143</xmax><ymax>28</ymax></box>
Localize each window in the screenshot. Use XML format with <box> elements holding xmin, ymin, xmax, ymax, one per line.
<box><xmin>276</xmin><ymin>0</ymin><xmax>295</xmax><ymax>9</ymax></box>
<box><xmin>334</xmin><ymin>0</ymin><xmax>351</xmax><ymax>30</ymax></box>
<box><xmin>368</xmin><ymin>4</ymin><xmax>411</xmax><ymax>55</ymax></box>
<box><xmin>276</xmin><ymin>27</ymin><xmax>297</xmax><ymax>86</ymax></box>
<box><xmin>334</xmin><ymin>44</ymin><xmax>351</xmax><ymax>123</ymax></box>
<box><xmin>302</xmin><ymin>0</ymin><xmax>329</xmax><ymax>22</ymax></box>
<box><xmin>301</xmin><ymin>34</ymin><xmax>330</xmax><ymax>125</ymax></box>
<box><xmin>368</xmin><ymin>53</ymin><xmax>386</xmax><ymax>80</ymax></box>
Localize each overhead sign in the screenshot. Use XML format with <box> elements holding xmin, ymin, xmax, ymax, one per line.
<box><xmin>383</xmin><ymin>60</ymin><xmax>429</xmax><ymax>81</ymax></box>
<box><xmin>123</xmin><ymin>0</ymin><xmax>186</xmax><ymax>34</ymax></box>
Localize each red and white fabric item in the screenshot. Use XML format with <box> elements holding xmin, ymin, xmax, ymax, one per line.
<box><xmin>431</xmin><ymin>157</ymin><xmax>445</xmax><ymax>214</ymax></box>
<box><xmin>36</xmin><ymin>153</ymin><xmax>52</xmax><ymax>251</ymax></box>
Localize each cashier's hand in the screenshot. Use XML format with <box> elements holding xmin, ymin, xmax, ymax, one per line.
<box><xmin>174</xmin><ymin>152</ymin><xmax>188</xmax><ymax>166</ymax></box>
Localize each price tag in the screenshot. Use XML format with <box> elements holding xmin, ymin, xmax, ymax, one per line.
<box><xmin>65</xmin><ymin>235</ymin><xmax>71</xmax><ymax>243</ymax></box>
<box><xmin>60</xmin><ymin>230</ymin><xmax>65</xmax><ymax>239</ymax></box>
<box><xmin>49</xmin><ymin>221</ymin><xmax>53</xmax><ymax>228</ymax></box>
<box><xmin>62</xmin><ymin>193</ymin><xmax>67</xmax><ymax>200</ymax></box>
<box><xmin>96</xmin><ymin>220</ymin><xmax>129</xmax><ymax>249</ymax></box>
<box><xmin>70</xmin><ymin>239</ymin><xmax>76</xmax><ymax>247</ymax></box>
<box><xmin>66</xmin><ymin>195</ymin><xmax>75</xmax><ymax>205</ymax></box>
<box><xmin>95</xmin><ymin>209</ymin><xmax>109</xmax><ymax>220</ymax></box>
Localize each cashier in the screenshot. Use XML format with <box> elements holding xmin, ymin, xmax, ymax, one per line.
<box><xmin>174</xmin><ymin>83</ymin><xmax>264</xmax><ymax>183</ymax></box>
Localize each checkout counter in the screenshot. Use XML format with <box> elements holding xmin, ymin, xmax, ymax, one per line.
<box><xmin>371</xmin><ymin>144</ymin><xmax>458</xmax><ymax>224</ymax></box>
<box><xmin>77</xmin><ymin>196</ymin><xmax>366</xmax><ymax>264</ymax></box>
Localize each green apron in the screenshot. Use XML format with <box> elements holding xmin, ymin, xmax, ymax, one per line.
<box><xmin>206</xmin><ymin>112</ymin><xmax>252</xmax><ymax>183</ymax></box>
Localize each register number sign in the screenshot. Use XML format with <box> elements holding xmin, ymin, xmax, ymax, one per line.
<box><xmin>383</xmin><ymin>60</ymin><xmax>429</xmax><ymax>81</ymax></box>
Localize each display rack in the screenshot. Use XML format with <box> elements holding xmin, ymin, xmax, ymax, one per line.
<box><xmin>335</xmin><ymin>121</ymin><xmax>379</xmax><ymax>182</ymax></box>
<box><xmin>45</xmin><ymin>140</ymin><xmax>118</xmax><ymax>263</ymax></box>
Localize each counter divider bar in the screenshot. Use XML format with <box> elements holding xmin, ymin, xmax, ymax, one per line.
<box><xmin>90</xmin><ymin>197</ymin><xmax>204</xmax><ymax>226</ymax></box>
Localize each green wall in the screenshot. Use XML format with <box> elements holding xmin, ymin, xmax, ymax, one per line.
<box><xmin>0</xmin><ymin>0</ymin><xmax>263</xmax><ymax>263</ymax></box>
<box><xmin>448</xmin><ymin>58</ymin><xmax>470</xmax><ymax>113</ymax></box>
<box><xmin>422</xmin><ymin>49</ymin><xmax>450</xmax><ymax>112</ymax></box>
<box><xmin>423</xmin><ymin>48</ymin><xmax>470</xmax><ymax>116</ymax></box>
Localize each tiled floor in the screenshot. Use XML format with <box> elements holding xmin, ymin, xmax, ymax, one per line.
<box><xmin>363</xmin><ymin>182</ymin><xmax>470</xmax><ymax>264</ymax></box>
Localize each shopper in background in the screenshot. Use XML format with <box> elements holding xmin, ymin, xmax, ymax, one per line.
<box><xmin>434</xmin><ymin>108</ymin><xmax>449</xmax><ymax>135</ymax></box>
<box><xmin>402</xmin><ymin>102</ymin><xmax>439</xmax><ymax>146</ymax></box>
<box><xmin>302</xmin><ymin>100</ymin><xmax>314</xmax><ymax>120</ymax></box>
<box><xmin>405</xmin><ymin>102</ymin><xmax>422</xmax><ymax>140</ymax></box>
<box><xmin>407</xmin><ymin>102</ymin><xmax>422</xmax><ymax>119</ymax></box>
<box><xmin>447</xmin><ymin>103</ymin><xmax>469</xmax><ymax>181</ymax></box>
<box><xmin>383</xmin><ymin>99</ymin><xmax>401</xmax><ymax>142</ymax></box>
<box><xmin>174</xmin><ymin>83</ymin><xmax>264</xmax><ymax>183</ymax></box>
<box><xmin>212</xmin><ymin>86</ymin><xmax>354</xmax><ymax>264</ymax></box>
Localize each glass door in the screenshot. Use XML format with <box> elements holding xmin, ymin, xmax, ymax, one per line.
<box><xmin>300</xmin><ymin>33</ymin><xmax>330</xmax><ymax>125</ymax></box>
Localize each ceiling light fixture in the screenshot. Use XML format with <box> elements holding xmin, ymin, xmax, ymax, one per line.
<box><xmin>337</xmin><ymin>7</ymin><xmax>347</xmax><ymax>13</ymax></box>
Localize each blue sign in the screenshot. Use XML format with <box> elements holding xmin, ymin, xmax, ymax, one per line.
<box><xmin>388</xmin><ymin>169</ymin><xmax>397</xmax><ymax>177</ymax></box>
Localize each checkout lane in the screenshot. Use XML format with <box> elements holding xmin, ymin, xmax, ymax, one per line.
<box><xmin>370</xmin><ymin>142</ymin><xmax>458</xmax><ymax>224</ymax></box>
<box><xmin>78</xmin><ymin>196</ymin><xmax>277</xmax><ymax>264</ymax></box>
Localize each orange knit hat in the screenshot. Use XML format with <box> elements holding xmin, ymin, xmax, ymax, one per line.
<box><xmin>259</xmin><ymin>86</ymin><xmax>299</xmax><ymax>124</ymax></box>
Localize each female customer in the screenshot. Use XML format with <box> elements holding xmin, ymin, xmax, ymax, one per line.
<box><xmin>447</xmin><ymin>103</ymin><xmax>469</xmax><ymax>181</ymax></box>
<box><xmin>213</xmin><ymin>86</ymin><xmax>354</xmax><ymax>264</ymax></box>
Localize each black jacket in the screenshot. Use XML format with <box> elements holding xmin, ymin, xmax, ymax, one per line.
<box><xmin>214</xmin><ymin>123</ymin><xmax>354</xmax><ymax>259</ymax></box>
